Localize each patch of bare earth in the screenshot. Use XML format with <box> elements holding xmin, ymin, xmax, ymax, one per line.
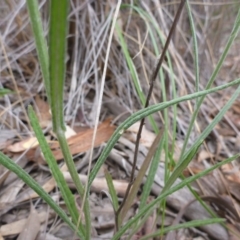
<box><xmin>0</xmin><ymin>1</ymin><xmax>240</xmax><ymax>239</ymax></box>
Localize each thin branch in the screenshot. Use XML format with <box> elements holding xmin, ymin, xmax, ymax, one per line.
<box><xmin>116</xmin><ymin>0</ymin><xmax>186</xmax><ymax>224</ymax></box>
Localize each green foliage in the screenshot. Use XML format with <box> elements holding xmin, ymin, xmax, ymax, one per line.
<box><xmin>0</xmin><ymin>88</ymin><xmax>13</xmax><ymax>97</ymax></box>
<box><xmin>0</xmin><ymin>1</ymin><xmax>240</xmax><ymax>239</ymax></box>
<box><xmin>0</xmin><ymin>151</ymin><xmax>84</xmax><ymax>238</ymax></box>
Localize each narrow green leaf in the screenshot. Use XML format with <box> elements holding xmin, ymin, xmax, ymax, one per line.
<box><xmin>186</xmin><ymin>0</ymin><xmax>199</xmax><ymax>96</ymax></box>
<box><xmin>162</xmin><ymin>140</ymin><xmax>202</xmax><ymax>193</ymax></box>
<box><xmin>115</xmin><ymin>23</ymin><xmax>158</xmax><ymax>133</ymax></box>
<box><xmin>26</xmin><ymin>0</ymin><xmax>50</xmax><ymax>103</ymax></box>
<box><xmin>180</xmin><ymin>7</ymin><xmax>240</xmax><ymax>159</ymax></box>
<box><xmin>89</xmin><ymin>77</ymin><xmax>240</xmax><ymax>186</ymax></box>
<box><xmin>105</xmin><ymin>169</ymin><xmax>119</xmax><ymax>212</ymax></box>
<box><xmin>184</xmin><ymin>83</ymin><xmax>240</xmax><ymax>168</ymax></box>
<box><xmin>139</xmin><ymin>218</ymin><xmax>225</xmax><ymax>240</ymax></box>
<box><xmin>57</xmin><ymin>132</ymin><xmax>91</xmax><ymax>238</ymax></box>
<box><xmin>28</xmin><ymin>106</ymin><xmax>86</xmax><ymax>236</ymax></box>
<box><xmin>111</xmin><ymin>154</ymin><xmax>239</xmax><ymax>239</ymax></box>
<box><xmin>26</xmin><ymin>0</ymin><xmax>89</xmax><ymax>237</ymax></box>
<box><xmin>139</xmin><ymin>137</ymin><xmax>164</xmax><ymax>210</ymax></box>
<box><xmin>48</xmin><ymin>1</ymin><xmax>91</xmax><ymax>237</ymax></box>
<box><xmin>49</xmin><ymin>0</ymin><xmax>69</xmax><ymax>132</ymax></box>
<box><xmin>0</xmin><ymin>88</ymin><xmax>13</xmax><ymax>97</ymax></box>
<box><xmin>0</xmin><ymin>151</ymin><xmax>84</xmax><ymax>239</ymax></box>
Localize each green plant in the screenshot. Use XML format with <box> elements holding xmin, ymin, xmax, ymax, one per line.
<box><xmin>0</xmin><ymin>0</ymin><xmax>240</xmax><ymax>239</ymax></box>
<box><xmin>0</xmin><ymin>88</ymin><xmax>13</xmax><ymax>97</ymax></box>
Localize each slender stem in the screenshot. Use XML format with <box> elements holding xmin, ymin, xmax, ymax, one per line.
<box><xmin>57</xmin><ymin>131</ymin><xmax>91</xmax><ymax>239</ymax></box>
<box><xmin>117</xmin><ymin>0</ymin><xmax>186</xmax><ymax>225</ymax></box>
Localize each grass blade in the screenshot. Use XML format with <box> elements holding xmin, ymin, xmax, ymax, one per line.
<box><xmin>0</xmin><ymin>152</ymin><xmax>84</xmax><ymax>239</ymax></box>
<box><xmin>115</xmin><ymin>23</ymin><xmax>158</xmax><ymax>133</ymax></box>
<box><xmin>26</xmin><ymin>0</ymin><xmax>50</xmax><ymax>103</ymax></box>
<box><xmin>0</xmin><ymin>88</ymin><xmax>13</xmax><ymax>97</ymax></box>
<box><xmin>139</xmin><ymin>136</ymin><xmax>164</xmax><ymax>210</ymax></box>
<box><xmin>186</xmin><ymin>0</ymin><xmax>199</xmax><ymax>95</ymax></box>
<box><xmin>179</xmin><ymin>7</ymin><xmax>240</xmax><ymax>159</ymax></box>
<box><xmin>89</xmin><ymin>77</ymin><xmax>240</xmax><ymax>186</ymax></box>
<box><xmin>111</xmin><ymin>154</ymin><xmax>239</xmax><ymax>239</ymax></box>
<box><xmin>162</xmin><ymin>140</ymin><xmax>202</xmax><ymax>193</ymax></box>
<box><xmin>183</xmin><ymin>83</ymin><xmax>240</xmax><ymax>165</ymax></box>
<box><xmin>49</xmin><ymin>0</ymin><xmax>68</xmax><ymax>132</ymax></box>
<box><xmin>48</xmin><ymin>1</ymin><xmax>91</xmax><ymax>237</ymax></box>
<box><xmin>139</xmin><ymin>218</ymin><xmax>225</xmax><ymax>240</ymax></box>
<box><xmin>28</xmin><ymin>106</ymin><xmax>85</xmax><ymax>236</ymax></box>
<box><xmin>105</xmin><ymin>169</ymin><xmax>119</xmax><ymax>212</ymax></box>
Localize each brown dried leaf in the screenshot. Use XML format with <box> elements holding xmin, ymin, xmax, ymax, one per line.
<box><xmin>0</xmin><ymin>180</ymin><xmax>24</xmax><ymax>204</ymax></box>
<box><xmin>197</xmin><ymin>150</ymin><xmax>213</xmax><ymax>162</ymax></box>
<box><xmin>51</xmin><ymin>118</ymin><xmax>115</xmax><ymax>160</ymax></box>
<box><xmin>18</xmin><ymin>178</ymin><xmax>56</xmax><ymax>202</ymax></box>
<box><xmin>0</xmin><ymin>130</ymin><xmax>16</xmax><ymax>150</ymax></box>
<box><xmin>8</xmin><ymin>119</ymin><xmax>114</xmax><ymax>161</ymax></box>
<box><xmin>226</xmin><ymin>112</ymin><xmax>240</xmax><ymax>129</ymax></box>
<box><xmin>35</xmin><ymin>95</ymin><xmax>51</xmax><ymax>128</ymax></box>
<box><xmin>64</xmin><ymin>172</ymin><xmax>128</xmax><ymax>197</ymax></box>
<box><xmin>0</xmin><ymin>211</ymin><xmax>47</xmax><ymax>237</ymax></box>
<box><xmin>64</xmin><ymin>125</ymin><xmax>76</xmax><ymax>139</ymax></box>
<box><xmin>231</xmin><ymin>100</ymin><xmax>240</xmax><ymax>114</ymax></box>
<box><xmin>221</xmin><ymin>163</ymin><xmax>240</xmax><ymax>183</ymax></box>
<box><xmin>227</xmin><ymin>223</ymin><xmax>240</xmax><ymax>240</ymax></box>
<box><xmin>143</xmin><ymin>215</ymin><xmax>155</xmax><ymax>236</ymax></box>
<box><xmin>125</xmin><ymin>122</ymin><xmax>155</xmax><ymax>148</ymax></box>
<box><xmin>7</xmin><ymin>137</ymin><xmax>39</xmax><ymax>153</ymax></box>
<box><xmin>17</xmin><ymin>205</ymin><xmax>40</xmax><ymax>240</ymax></box>
<box><xmin>228</xmin><ymin>181</ymin><xmax>240</xmax><ymax>202</ymax></box>
<box><xmin>215</xmin><ymin>123</ymin><xmax>236</xmax><ymax>136</ymax></box>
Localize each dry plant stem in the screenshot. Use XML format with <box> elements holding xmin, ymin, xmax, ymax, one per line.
<box><xmin>117</xmin><ymin>129</ymin><xmax>164</xmax><ymax>227</ymax></box>
<box><xmin>117</xmin><ymin>0</ymin><xmax>186</xmax><ymax>222</ymax></box>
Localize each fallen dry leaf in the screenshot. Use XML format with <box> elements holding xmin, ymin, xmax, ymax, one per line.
<box><xmin>63</xmin><ymin>172</ymin><xmax>128</xmax><ymax>197</ymax></box>
<box><xmin>228</xmin><ymin>181</ymin><xmax>240</xmax><ymax>202</ymax></box>
<box><xmin>226</xmin><ymin>223</ymin><xmax>240</xmax><ymax>240</ymax></box>
<box><xmin>197</xmin><ymin>150</ymin><xmax>213</xmax><ymax>162</ymax></box>
<box><xmin>51</xmin><ymin>118</ymin><xmax>115</xmax><ymax>160</ymax></box>
<box><xmin>0</xmin><ymin>180</ymin><xmax>24</xmax><ymax>204</ymax></box>
<box><xmin>36</xmin><ymin>233</ymin><xmax>62</xmax><ymax>240</ymax></box>
<box><xmin>221</xmin><ymin>163</ymin><xmax>240</xmax><ymax>183</ymax></box>
<box><xmin>18</xmin><ymin>164</ymin><xmax>68</xmax><ymax>202</ymax></box>
<box><xmin>231</xmin><ymin>100</ymin><xmax>240</xmax><ymax>114</ymax></box>
<box><xmin>8</xmin><ymin>119</ymin><xmax>114</xmax><ymax>163</ymax></box>
<box><xmin>125</xmin><ymin>122</ymin><xmax>155</xmax><ymax>148</ymax></box>
<box><xmin>35</xmin><ymin>95</ymin><xmax>51</xmax><ymax>128</ymax></box>
<box><xmin>0</xmin><ymin>211</ymin><xmax>48</xmax><ymax>237</ymax></box>
<box><xmin>18</xmin><ymin>178</ymin><xmax>56</xmax><ymax>202</ymax></box>
<box><xmin>7</xmin><ymin>137</ymin><xmax>40</xmax><ymax>153</ymax></box>
<box><xmin>64</xmin><ymin>125</ymin><xmax>76</xmax><ymax>139</ymax></box>
<box><xmin>17</xmin><ymin>205</ymin><xmax>40</xmax><ymax>240</ymax></box>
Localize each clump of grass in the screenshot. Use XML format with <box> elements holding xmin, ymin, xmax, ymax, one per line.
<box><xmin>0</xmin><ymin>0</ymin><xmax>240</xmax><ymax>239</ymax></box>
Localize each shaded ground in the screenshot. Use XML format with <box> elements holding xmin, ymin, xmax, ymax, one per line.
<box><xmin>0</xmin><ymin>1</ymin><xmax>240</xmax><ymax>239</ymax></box>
